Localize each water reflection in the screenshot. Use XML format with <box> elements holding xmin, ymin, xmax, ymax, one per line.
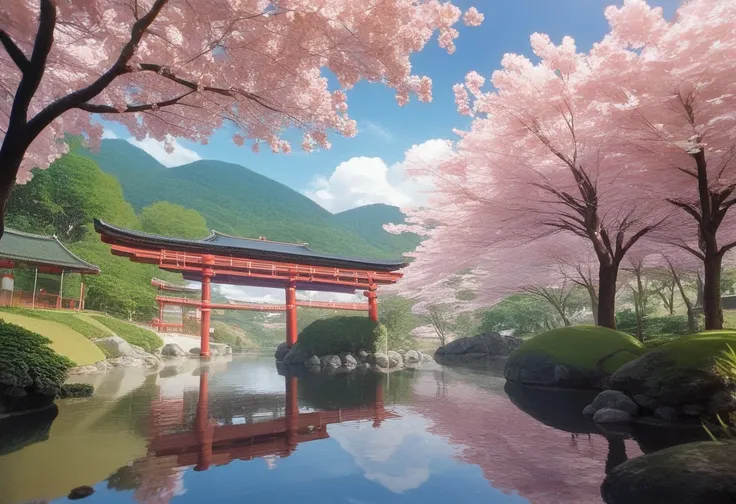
<box><xmin>0</xmin><ymin>356</ymin><xmax>709</xmax><ymax>504</ymax></box>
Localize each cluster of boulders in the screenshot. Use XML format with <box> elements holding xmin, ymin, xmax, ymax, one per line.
<box><xmin>69</xmin><ymin>336</ymin><xmax>163</xmax><ymax>375</ymax></box>
<box><xmin>584</xmin><ymin>350</ymin><xmax>736</xmax><ymax>424</ymax></box>
<box><xmin>275</xmin><ymin>342</ymin><xmax>432</xmax><ymax>373</ymax></box>
<box><xmin>69</xmin><ymin>339</ymin><xmax>234</xmax><ymax>375</ymax></box>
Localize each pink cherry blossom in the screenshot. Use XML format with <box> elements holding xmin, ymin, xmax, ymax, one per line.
<box><xmin>0</xmin><ymin>0</ymin><xmax>482</xmax><ymax>235</ymax></box>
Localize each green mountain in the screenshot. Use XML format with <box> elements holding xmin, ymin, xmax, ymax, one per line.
<box><xmin>335</xmin><ymin>204</ymin><xmax>420</xmax><ymax>257</ymax></box>
<box><xmin>80</xmin><ymin>140</ymin><xmax>416</xmax><ymax>259</ymax></box>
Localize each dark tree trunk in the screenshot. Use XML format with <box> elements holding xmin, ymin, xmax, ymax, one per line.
<box><xmin>0</xmin><ymin>145</ymin><xmax>24</xmax><ymax>238</ymax></box>
<box><xmin>598</xmin><ymin>264</ymin><xmax>618</xmax><ymax>329</ymax></box>
<box><xmin>586</xmin><ymin>285</ymin><xmax>599</xmax><ymax>325</ymax></box>
<box><xmin>703</xmin><ymin>253</ymin><xmax>723</xmax><ymax>330</ymax></box>
<box><xmin>633</xmin><ymin>291</ymin><xmax>644</xmax><ymax>342</ymax></box>
<box><xmin>696</xmin><ymin>273</ymin><xmax>704</xmax><ymax>309</ymax></box>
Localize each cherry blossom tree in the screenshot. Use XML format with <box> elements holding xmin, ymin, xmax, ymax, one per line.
<box><xmin>601</xmin><ymin>0</ymin><xmax>736</xmax><ymax>329</ymax></box>
<box><xmin>0</xmin><ymin>1</ymin><xmax>483</xmax><ymax>237</ymax></box>
<box><xmin>391</xmin><ymin>32</ymin><xmax>668</xmax><ymax>329</ymax></box>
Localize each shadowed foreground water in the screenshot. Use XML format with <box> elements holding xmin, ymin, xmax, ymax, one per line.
<box><xmin>0</xmin><ymin>355</ymin><xmax>707</xmax><ymax>504</ymax></box>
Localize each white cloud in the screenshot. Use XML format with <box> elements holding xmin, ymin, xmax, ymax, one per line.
<box><xmin>360</xmin><ymin>120</ymin><xmax>394</xmax><ymax>143</ymax></box>
<box><xmin>127</xmin><ymin>135</ymin><xmax>202</xmax><ymax>167</ymax></box>
<box><xmin>330</xmin><ymin>408</ymin><xmax>459</xmax><ymax>493</ymax></box>
<box><xmin>101</xmin><ymin>129</ymin><xmax>118</xmax><ymax>139</ymax></box>
<box><xmin>304</xmin><ymin>139</ymin><xmax>453</xmax><ymax>213</ymax></box>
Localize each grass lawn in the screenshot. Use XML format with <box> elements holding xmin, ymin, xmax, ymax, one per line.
<box><xmin>73</xmin><ymin>312</ymin><xmax>115</xmax><ymax>336</ymax></box>
<box><xmin>513</xmin><ymin>325</ymin><xmax>645</xmax><ymax>373</ymax></box>
<box><xmin>0</xmin><ymin>312</ymin><xmax>105</xmax><ymax>365</ymax></box>
<box><xmin>90</xmin><ymin>315</ymin><xmax>163</xmax><ymax>352</ymax></box>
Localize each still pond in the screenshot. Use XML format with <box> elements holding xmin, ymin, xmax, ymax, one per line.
<box><xmin>0</xmin><ymin>355</ymin><xmax>706</xmax><ymax>504</ymax></box>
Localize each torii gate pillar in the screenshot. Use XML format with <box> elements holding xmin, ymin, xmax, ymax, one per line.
<box><xmin>285</xmin><ymin>278</ymin><xmax>298</xmax><ymax>347</ymax></box>
<box><xmin>364</xmin><ymin>284</ymin><xmax>378</xmax><ymax>322</ymax></box>
<box><xmin>200</xmin><ymin>255</ymin><xmax>215</xmax><ymax>357</ymax></box>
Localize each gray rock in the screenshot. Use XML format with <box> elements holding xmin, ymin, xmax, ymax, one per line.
<box><xmin>610</xmin><ymin>350</ymin><xmax>734</xmax><ymax>419</ymax></box>
<box><xmin>356</xmin><ymin>362</ymin><xmax>370</xmax><ymax>373</ymax></box>
<box><xmin>404</xmin><ymin>350</ymin><xmax>421</xmax><ymax>364</ymax></box>
<box><xmin>633</xmin><ymin>394</ymin><xmax>659</xmax><ymax>411</ymax></box>
<box><xmin>504</xmin><ymin>351</ymin><xmax>608</xmax><ymax>389</ymax></box>
<box><xmin>342</xmin><ymin>354</ymin><xmax>358</xmax><ymax>368</ymax></box>
<box><xmin>373</xmin><ymin>352</ymin><xmax>390</xmax><ymax>369</ymax></box>
<box><xmin>590</xmin><ymin>390</ymin><xmax>639</xmax><ymax>416</ymax></box>
<box><xmin>305</xmin><ymin>355</ymin><xmax>321</xmax><ymax>367</ymax></box>
<box><xmin>709</xmin><ymin>390</ymin><xmax>736</xmax><ymax>415</ymax></box>
<box><xmin>357</xmin><ymin>350</ymin><xmax>369</xmax><ymax>362</ymax></box>
<box><xmin>189</xmin><ymin>347</ymin><xmax>201</xmax><ymax>355</ymax></box>
<box><xmin>654</xmin><ymin>406</ymin><xmax>679</xmax><ymax>422</ymax></box>
<box><xmin>601</xmin><ymin>441</ymin><xmax>736</xmax><ymax>504</ymax></box>
<box><xmin>209</xmin><ymin>342</ymin><xmax>232</xmax><ymax>356</ymax></box>
<box><xmin>682</xmin><ymin>404</ymin><xmax>706</xmax><ymax>417</ymax></box>
<box><xmin>420</xmin><ymin>352</ymin><xmax>433</xmax><ymax>362</ymax></box>
<box><xmin>161</xmin><ymin>343</ymin><xmax>187</xmax><ymax>357</ymax></box>
<box><xmin>435</xmin><ymin>332</ymin><xmax>519</xmax><ymax>357</ymax></box>
<box><xmin>275</xmin><ymin>342</ymin><xmax>289</xmax><ymax>362</ymax></box>
<box><xmin>593</xmin><ymin>408</ymin><xmax>632</xmax><ymax>424</ymax></box>
<box><xmin>283</xmin><ymin>343</ymin><xmax>309</xmax><ymax>365</ymax></box>
<box><xmin>95</xmin><ymin>336</ymin><xmax>134</xmax><ymax>357</ymax></box>
<box><xmin>320</xmin><ymin>355</ymin><xmax>342</xmax><ymax>369</ymax></box>
<box><xmin>387</xmin><ymin>351</ymin><xmax>403</xmax><ymax>368</ymax></box>
<box><xmin>583</xmin><ymin>404</ymin><xmax>597</xmax><ymax>416</ymax></box>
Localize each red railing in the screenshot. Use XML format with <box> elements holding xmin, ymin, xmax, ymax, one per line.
<box><xmin>0</xmin><ymin>290</ymin><xmax>79</xmax><ymax>310</ymax></box>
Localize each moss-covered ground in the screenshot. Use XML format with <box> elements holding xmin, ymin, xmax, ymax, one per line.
<box><xmin>512</xmin><ymin>325</ymin><xmax>645</xmax><ymax>373</ymax></box>
<box><xmin>0</xmin><ymin>312</ymin><xmax>104</xmax><ymax>366</ymax></box>
<box><xmin>89</xmin><ymin>315</ymin><xmax>163</xmax><ymax>353</ymax></box>
<box><xmin>648</xmin><ymin>330</ymin><xmax>736</xmax><ymax>370</ymax></box>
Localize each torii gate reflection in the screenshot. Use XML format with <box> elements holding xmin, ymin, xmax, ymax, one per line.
<box><xmin>146</xmin><ymin>371</ymin><xmax>398</xmax><ymax>471</ymax></box>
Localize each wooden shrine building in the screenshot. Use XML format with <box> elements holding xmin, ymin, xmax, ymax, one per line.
<box><xmin>0</xmin><ymin>229</ymin><xmax>100</xmax><ymax>309</ymax></box>
<box><xmin>94</xmin><ymin>219</ymin><xmax>406</xmax><ymax>356</ymax></box>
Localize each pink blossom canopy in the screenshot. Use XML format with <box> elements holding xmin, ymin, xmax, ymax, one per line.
<box><xmin>1</xmin><ymin>0</ymin><xmax>482</xmax><ymax>182</ymax></box>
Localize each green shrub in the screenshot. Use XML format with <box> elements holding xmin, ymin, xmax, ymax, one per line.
<box><xmin>298</xmin><ymin>316</ymin><xmax>383</xmax><ymax>355</ymax></box>
<box><xmin>511</xmin><ymin>325</ymin><xmax>645</xmax><ymax>373</ymax></box>
<box><xmin>211</xmin><ymin>321</ymin><xmax>259</xmax><ymax>352</ymax></box>
<box><xmin>0</xmin><ymin>320</ymin><xmax>74</xmax><ymax>391</ymax></box>
<box><xmin>57</xmin><ymin>383</ymin><xmax>94</xmax><ymax>399</ymax></box>
<box><xmin>616</xmin><ymin>310</ymin><xmax>691</xmax><ymax>341</ymax></box>
<box><xmin>90</xmin><ymin>316</ymin><xmax>163</xmax><ymax>353</ymax></box>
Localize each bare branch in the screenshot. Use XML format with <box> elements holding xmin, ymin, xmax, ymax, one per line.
<box><xmin>0</xmin><ymin>31</ymin><xmax>30</xmax><ymax>73</ymax></box>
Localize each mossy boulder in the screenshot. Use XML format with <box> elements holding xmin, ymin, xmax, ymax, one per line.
<box><xmin>609</xmin><ymin>331</ymin><xmax>736</xmax><ymax>419</ymax></box>
<box><xmin>297</xmin><ymin>317</ymin><xmax>385</xmax><ymax>356</ymax></box>
<box><xmin>601</xmin><ymin>441</ymin><xmax>736</xmax><ymax>503</ymax></box>
<box><xmin>504</xmin><ymin>325</ymin><xmax>644</xmax><ymax>389</ymax></box>
<box><xmin>0</xmin><ymin>321</ymin><xmax>74</xmax><ymax>414</ymax></box>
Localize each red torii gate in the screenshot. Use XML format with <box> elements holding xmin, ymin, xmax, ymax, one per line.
<box><xmin>147</xmin><ymin>372</ymin><xmax>395</xmax><ymax>472</ymax></box>
<box><xmin>95</xmin><ymin>220</ymin><xmax>405</xmax><ymax>356</ymax></box>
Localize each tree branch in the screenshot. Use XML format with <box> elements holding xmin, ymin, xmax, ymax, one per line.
<box><xmin>77</xmin><ymin>90</ymin><xmax>198</xmax><ymax>113</ymax></box>
<box><xmin>666</xmin><ymin>198</ymin><xmax>702</xmax><ymax>223</ymax></box>
<box><xmin>25</xmin><ymin>0</ymin><xmax>170</xmax><ymax>142</ymax></box>
<box><xmin>9</xmin><ymin>0</ymin><xmax>56</xmax><ymax>127</ymax></box>
<box><xmin>0</xmin><ymin>30</ymin><xmax>30</xmax><ymax>73</ymax></box>
<box><xmin>136</xmin><ymin>63</ymin><xmax>282</xmax><ymax>114</ymax></box>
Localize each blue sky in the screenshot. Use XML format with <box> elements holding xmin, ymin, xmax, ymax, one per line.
<box><xmin>102</xmin><ymin>0</ymin><xmax>681</xmax><ymax>214</ymax></box>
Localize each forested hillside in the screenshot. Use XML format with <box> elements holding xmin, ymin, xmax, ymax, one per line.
<box><xmin>3</xmin><ymin>142</ymin><xmax>419</xmax><ymax>322</ymax></box>
<box><xmin>79</xmin><ymin>139</ymin><xmax>416</xmax><ymax>259</ymax></box>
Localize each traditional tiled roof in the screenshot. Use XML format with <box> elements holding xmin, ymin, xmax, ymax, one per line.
<box><xmin>0</xmin><ymin>229</ymin><xmax>100</xmax><ymax>274</ymax></box>
<box><xmin>94</xmin><ymin>219</ymin><xmax>406</xmax><ymax>272</ymax></box>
